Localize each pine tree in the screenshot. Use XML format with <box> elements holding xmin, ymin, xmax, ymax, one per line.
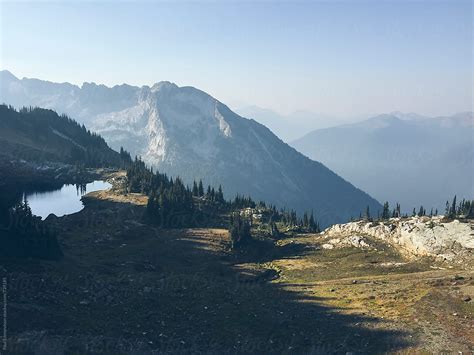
<box><xmin>217</xmin><ymin>185</ymin><xmax>224</xmax><ymax>203</ymax></box>
<box><xmin>418</xmin><ymin>205</ymin><xmax>425</xmax><ymax>217</ymax></box>
<box><xmin>303</xmin><ymin>212</ymin><xmax>309</xmax><ymax>227</ymax></box>
<box><xmin>381</xmin><ymin>201</ymin><xmax>390</xmax><ymax>220</ymax></box>
<box><xmin>309</xmin><ymin>211</ymin><xmax>317</xmax><ymax>232</ymax></box>
<box><xmin>450</xmin><ymin>195</ymin><xmax>457</xmax><ymax>218</ymax></box>
<box><xmin>198</xmin><ymin>180</ymin><xmax>204</xmax><ymax>197</ymax></box>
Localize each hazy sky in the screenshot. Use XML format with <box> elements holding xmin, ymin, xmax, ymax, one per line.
<box><xmin>1</xmin><ymin>0</ymin><xmax>472</xmax><ymax>117</ymax></box>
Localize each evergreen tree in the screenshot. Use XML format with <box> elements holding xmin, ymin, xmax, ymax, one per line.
<box><xmin>1</xmin><ymin>198</ymin><xmax>62</xmax><ymax>260</ymax></box>
<box><xmin>308</xmin><ymin>211</ymin><xmax>317</xmax><ymax>232</ymax></box>
<box><xmin>381</xmin><ymin>201</ymin><xmax>390</xmax><ymax>220</ymax></box>
<box><xmin>418</xmin><ymin>205</ymin><xmax>425</xmax><ymax>217</ymax></box>
<box><xmin>198</xmin><ymin>180</ymin><xmax>204</xmax><ymax>197</ymax></box>
<box><xmin>450</xmin><ymin>195</ymin><xmax>457</xmax><ymax>218</ymax></box>
<box><xmin>217</xmin><ymin>185</ymin><xmax>224</xmax><ymax>203</ymax></box>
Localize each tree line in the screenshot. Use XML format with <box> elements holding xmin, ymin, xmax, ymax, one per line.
<box><xmin>359</xmin><ymin>195</ymin><xmax>473</xmax><ymax>222</ymax></box>
<box><xmin>126</xmin><ymin>158</ymin><xmax>321</xmax><ymax>243</ymax></box>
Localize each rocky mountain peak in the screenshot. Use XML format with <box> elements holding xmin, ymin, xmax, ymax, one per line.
<box><xmin>0</xmin><ymin>69</ymin><xmax>18</xmax><ymax>82</ymax></box>
<box><xmin>150</xmin><ymin>81</ymin><xmax>178</xmax><ymax>93</ymax></box>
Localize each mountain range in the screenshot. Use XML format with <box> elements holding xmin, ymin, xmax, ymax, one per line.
<box><xmin>0</xmin><ymin>70</ymin><xmax>381</xmax><ymax>225</ymax></box>
<box><xmin>292</xmin><ymin>113</ymin><xmax>474</xmax><ymax>213</ymax></box>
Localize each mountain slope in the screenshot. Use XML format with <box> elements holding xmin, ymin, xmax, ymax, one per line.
<box><xmin>0</xmin><ymin>71</ymin><xmax>381</xmax><ymax>225</ymax></box>
<box><xmin>292</xmin><ymin>113</ymin><xmax>474</xmax><ymax>212</ymax></box>
<box><xmin>0</xmin><ymin>104</ymin><xmax>127</xmax><ymax>168</ymax></box>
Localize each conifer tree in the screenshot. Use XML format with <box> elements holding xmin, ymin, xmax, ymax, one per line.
<box><xmin>217</xmin><ymin>185</ymin><xmax>224</xmax><ymax>203</ymax></box>
<box><xmin>381</xmin><ymin>201</ymin><xmax>390</xmax><ymax>220</ymax></box>
<box><xmin>418</xmin><ymin>205</ymin><xmax>425</xmax><ymax>217</ymax></box>
<box><xmin>450</xmin><ymin>195</ymin><xmax>457</xmax><ymax>218</ymax></box>
<box><xmin>309</xmin><ymin>211</ymin><xmax>316</xmax><ymax>232</ymax></box>
<box><xmin>198</xmin><ymin>180</ymin><xmax>204</xmax><ymax>197</ymax></box>
<box><xmin>303</xmin><ymin>212</ymin><xmax>309</xmax><ymax>227</ymax></box>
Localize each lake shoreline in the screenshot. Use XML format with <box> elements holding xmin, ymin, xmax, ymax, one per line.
<box><xmin>0</xmin><ymin>160</ymin><xmax>121</xmax><ymax>221</ymax></box>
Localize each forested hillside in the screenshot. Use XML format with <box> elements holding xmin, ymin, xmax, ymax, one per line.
<box><xmin>0</xmin><ymin>104</ymin><xmax>131</xmax><ymax>168</ymax></box>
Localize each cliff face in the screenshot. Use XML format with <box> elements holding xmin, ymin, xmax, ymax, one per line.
<box><xmin>321</xmin><ymin>216</ymin><xmax>474</xmax><ymax>266</ymax></box>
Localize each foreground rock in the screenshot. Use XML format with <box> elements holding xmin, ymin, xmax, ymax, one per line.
<box><xmin>321</xmin><ymin>216</ymin><xmax>474</xmax><ymax>267</ymax></box>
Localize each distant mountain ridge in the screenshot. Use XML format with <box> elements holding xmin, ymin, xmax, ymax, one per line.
<box><xmin>234</xmin><ymin>105</ymin><xmax>351</xmax><ymax>142</ymax></box>
<box><xmin>0</xmin><ymin>70</ymin><xmax>381</xmax><ymax>225</ymax></box>
<box><xmin>292</xmin><ymin>112</ymin><xmax>474</xmax><ymax>212</ymax></box>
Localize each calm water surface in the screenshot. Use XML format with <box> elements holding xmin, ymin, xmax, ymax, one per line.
<box><xmin>25</xmin><ymin>180</ymin><xmax>111</xmax><ymax>219</ymax></box>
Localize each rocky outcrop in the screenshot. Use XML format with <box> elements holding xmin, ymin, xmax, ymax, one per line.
<box><xmin>320</xmin><ymin>235</ymin><xmax>374</xmax><ymax>250</ymax></box>
<box><xmin>321</xmin><ymin>216</ymin><xmax>474</xmax><ymax>265</ymax></box>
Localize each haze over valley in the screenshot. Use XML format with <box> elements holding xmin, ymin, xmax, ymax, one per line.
<box><xmin>292</xmin><ymin>111</ymin><xmax>474</xmax><ymax>213</ymax></box>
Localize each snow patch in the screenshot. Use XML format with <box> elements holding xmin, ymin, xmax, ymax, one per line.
<box><xmin>214</xmin><ymin>105</ymin><xmax>232</xmax><ymax>137</ymax></box>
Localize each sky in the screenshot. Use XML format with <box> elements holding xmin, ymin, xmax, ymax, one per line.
<box><xmin>0</xmin><ymin>0</ymin><xmax>472</xmax><ymax>117</ymax></box>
